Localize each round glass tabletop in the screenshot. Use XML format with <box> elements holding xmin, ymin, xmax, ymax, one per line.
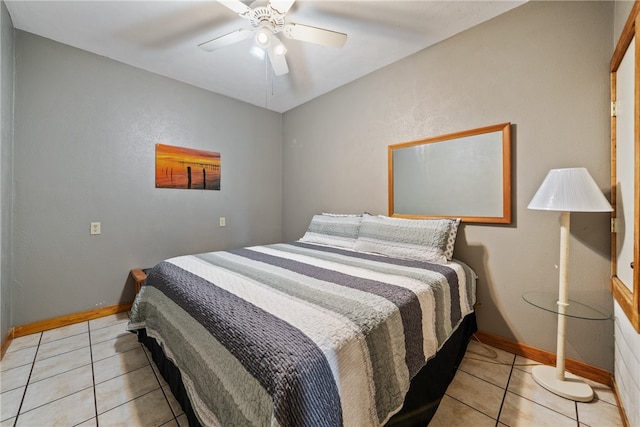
<box><xmin>522</xmin><ymin>291</ymin><xmax>611</xmax><ymax>321</ymax></box>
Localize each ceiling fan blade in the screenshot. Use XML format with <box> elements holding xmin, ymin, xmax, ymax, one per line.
<box><xmin>216</xmin><ymin>0</ymin><xmax>251</xmax><ymax>16</ymax></box>
<box><xmin>283</xmin><ymin>23</ymin><xmax>347</xmax><ymax>48</ymax></box>
<box><xmin>267</xmin><ymin>42</ymin><xmax>289</xmax><ymax>76</ymax></box>
<box><xmin>268</xmin><ymin>0</ymin><xmax>296</xmax><ymax>14</ymax></box>
<box><xmin>198</xmin><ymin>28</ymin><xmax>254</xmax><ymax>52</ymax></box>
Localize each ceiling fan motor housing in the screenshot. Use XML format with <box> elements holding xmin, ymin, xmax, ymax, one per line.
<box><xmin>250</xmin><ymin>7</ymin><xmax>285</xmax><ymax>34</ymax></box>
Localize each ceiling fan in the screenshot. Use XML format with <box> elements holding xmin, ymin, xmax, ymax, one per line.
<box><xmin>198</xmin><ymin>0</ymin><xmax>348</xmax><ymax>76</ymax></box>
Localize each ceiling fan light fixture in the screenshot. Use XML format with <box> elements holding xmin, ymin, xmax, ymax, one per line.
<box><xmin>255</xmin><ymin>28</ymin><xmax>271</xmax><ymax>49</ymax></box>
<box><xmin>272</xmin><ymin>39</ymin><xmax>287</xmax><ymax>56</ymax></box>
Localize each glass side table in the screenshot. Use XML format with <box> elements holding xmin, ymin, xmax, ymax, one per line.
<box><xmin>522</xmin><ymin>290</ymin><xmax>611</xmax><ymax>402</ymax></box>
<box><xmin>522</xmin><ymin>291</ymin><xmax>611</xmax><ymax>320</ymax></box>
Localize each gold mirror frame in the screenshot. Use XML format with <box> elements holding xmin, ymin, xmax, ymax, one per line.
<box><xmin>611</xmin><ymin>2</ymin><xmax>640</xmax><ymax>332</ymax></box>
<box><xmin>388</xmin><ymin>123</ymin><xmax>512</xmax><ymax>224</ymax></box>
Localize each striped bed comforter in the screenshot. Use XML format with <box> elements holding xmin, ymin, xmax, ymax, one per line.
<box><xmin>127</xmin><ymin>241</ymin><xmax>476</xmax><ymax>427</ymax></box>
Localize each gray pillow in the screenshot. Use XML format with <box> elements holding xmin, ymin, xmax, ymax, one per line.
<box><xmin>354</xmin><ymin>215</ymin><xmax>459</xmax><ymax>263</ymax></box>
<box><xmin>299</xmin><ymin>214</ymin><xmax>361</xmax><ymax>249</ymax></box>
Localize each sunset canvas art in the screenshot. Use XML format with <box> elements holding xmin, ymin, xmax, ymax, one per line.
<box><xmin>156</xmin><ymin>143</ymin><xmax>221</xmax><ymax>190</ymax></box>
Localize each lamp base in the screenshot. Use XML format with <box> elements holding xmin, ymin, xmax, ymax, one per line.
<box><xmin>531</xmin><ymin>365</ymin><xmax>593</xmax><ymax>402</ymax></box>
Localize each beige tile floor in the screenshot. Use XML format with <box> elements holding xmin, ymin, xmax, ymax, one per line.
<box><xmin>0</xmin><ymin>313</ymin><xmax>624</xmax><ymax>427</ymax></box>
<box><xmin>430</xmin><ymin>340</ymin><xmax>624</xmax><ymax>427</ymax></box>
<box><xmin>1</xmin><ymin>313</ymin><xmax>186</xmax><ymax>426</ymax></box>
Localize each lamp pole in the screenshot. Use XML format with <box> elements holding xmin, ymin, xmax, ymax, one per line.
<box><xmin>555</xmin><ymin>211</ymin><xmax>570</xmax><ymax>381</ymax></box>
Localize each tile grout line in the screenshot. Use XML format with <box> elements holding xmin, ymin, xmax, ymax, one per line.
<box><xmin>24</xmin><ymin>345</ymin><xmax>89</xmax><ymax>370</ymax></box>
<box><xmin>88</xmin><ymin>321</ymin><xmax>100</xmax><ymax>427</ymax></box>
<box><xmin>493</xmin><ymin>353</ymin><xmax>516</xmax><ymax>426</ymax></box>
<box><xmin>12</xmin><ymin>332</ymin><xmax>43</xmax><ymax>427</ymax></box>
<box><xmin>82</xmin><ymin>318</ymin><xmax>135</xmax><ymax>425</ymax></box>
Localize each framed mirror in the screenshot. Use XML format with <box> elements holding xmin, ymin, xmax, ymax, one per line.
<box><xmin>388</xmin><ymin>122</ymin><xmax>512</xmax><ymax>223</ymax></box>
<box><xmin>610</xmin><ymin>3</ymin><xmax>639</xmax><ymax>332</ymax></box>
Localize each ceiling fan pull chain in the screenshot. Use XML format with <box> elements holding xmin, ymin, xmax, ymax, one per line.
<box><xmin>265</xmin><ymin>53</ymin><xmax>269</xmax><ymax>108</ymax></box>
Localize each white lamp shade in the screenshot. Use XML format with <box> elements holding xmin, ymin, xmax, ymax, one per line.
<box><xmin>528</xmin><ymin>168</ymin><xmax>613</xmax><ymax>212</ymax></box>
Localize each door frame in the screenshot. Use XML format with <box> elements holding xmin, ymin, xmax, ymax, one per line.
<box><xmin>611</xmin><ymin>1</ymin><xmax>640</xmax><ymax>333</ymax></box>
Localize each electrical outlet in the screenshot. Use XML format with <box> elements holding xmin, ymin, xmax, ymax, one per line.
<box><xmin>219</xmin><ymin>217</ymin><xmax>226</xmax><ymax>227</ymax></box>
<box><xmin>90</xmin><ymin>222</ymin><xmax>101</xmax><ymax>235</ymax></box>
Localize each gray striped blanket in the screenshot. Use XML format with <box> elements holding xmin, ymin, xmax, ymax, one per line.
<box><xmin>128</xmin><ymin>242</ymin><xmax>476</xmax><ymax>427</ymax></box>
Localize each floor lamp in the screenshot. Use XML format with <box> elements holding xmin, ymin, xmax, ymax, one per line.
<box><xmin>527</xmin><ymin>168</ymin><xmax>613</xmax><ymax>402</ymax></box>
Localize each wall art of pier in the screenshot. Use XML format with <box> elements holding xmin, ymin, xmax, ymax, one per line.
<box><xmin>155</xmin><ymin>143</ymin><xmax>221</xmax><ymax>190</ymax></box>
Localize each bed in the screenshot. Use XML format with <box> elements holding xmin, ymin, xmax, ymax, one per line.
<box><xmin>128</xmin><ymin>214</ymin><xmax>477</xmax><ymax>426</ymax></box>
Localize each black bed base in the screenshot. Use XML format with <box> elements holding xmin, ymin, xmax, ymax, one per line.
<box><xmin>386</xmin><ymin>313</ymin><xmax>477</xmax><ymax>426</ymax></box>
<box><xmin>137</xmin><ymin>312</ymin><xmax>477</xmax><ymax>427</ymax></box>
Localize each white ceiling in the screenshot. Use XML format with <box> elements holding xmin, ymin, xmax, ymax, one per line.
<box><xmin>5</xmin><ymin>0</ymin><xmax>525</xmax><ymax>113</ymax></box>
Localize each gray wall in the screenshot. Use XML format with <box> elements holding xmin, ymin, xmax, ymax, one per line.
<box><xmin>12</xmin><ymin>31</ymin><xmax>282</xmax><ymax>326</ymax></box>
<box><xmin>283</xmin><ymin>1</ymin><xmax>615</xmax><ymax>370</ymax></box>
<box><xmin>1</xmin><ymin>0</ymin><xmax>14</xmax><ymax>342</ymax></box>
